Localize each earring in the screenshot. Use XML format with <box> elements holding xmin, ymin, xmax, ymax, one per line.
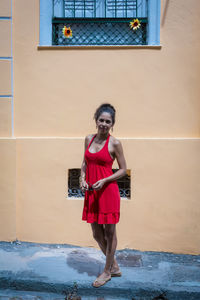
<box><xmin>111</xmin><ymin>127</ymin><xmax>113</xmax><ymax>132</ymax></box>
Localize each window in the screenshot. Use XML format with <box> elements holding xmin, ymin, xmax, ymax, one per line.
<box><xmin>52</xmin><ymin>0</ymin><xmax>147</xmax><ymax>46</ymax></box>
<box><xmin>68</xmin><ymin>168</ymin><xmax>131</xmax><ymax>199</ymax></box>
<box><xmin>40</xmin><ymin>0</ymin><xmax>160</xmax><ymax>46</ymax></box>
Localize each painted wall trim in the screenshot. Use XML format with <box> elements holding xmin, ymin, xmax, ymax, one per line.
<box><xmin>0</xmin><ymin>17</ymin><xmax>11</xmax><ymax>20</ymax></box>
<box><xmin>11</xmin><ymin>0</ymin><xmax>14</xmax><ymax>137</ymax></box>
<box><xmin>0</xmin><ymin>137</ymin><xmax>16</xmax><ymax>140</ymax></box>
<box><xmin>39</xmin><ymin>0</ymin><xmax>53</xmax><ymax>46</ymax></box>
<box><xmin>38</xmin><ymin>45</ymin><xmax>162</xmax><ymax>50</ymax></box>
<box><xmin>13</xmin><ymin>137</ymin><xmax>200</xmax><ymax>140</ymax></box>
<box><xmin>148</xmin><ymin>0</ymin><xmax>161</xmax><ymax>45</ymax></box>
<box><xmin>0</xmin><ymin>95</ymin><xmax>12</xmax><ymax>98</ymax></box>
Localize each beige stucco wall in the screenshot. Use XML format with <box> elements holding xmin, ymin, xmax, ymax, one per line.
<box><xmin>0</xmin><ymin>0</ymin><xmax>13</xmax><ymax>241</ymax></box>
<box><xmin>16</xmin><ymin>138</ymin><xmax>200</xmax><ymax>254</ymax></box>
<box><xmin>0</xmin><ymin>99</ymin><xmax>12</xmax><ymax>136</ymax></box>
<box><xmin>13</xmin><ymin>0</ymin><xmax>200</xmax><ymax>137</ymax></box>
<box><xmin>0</xmin><ymin>60</ymin><xmax>11</xmax><ymax>95</ymax></box>
<box><xmin>0</xmin><ymin>20</ymin><xmax>11</xmax><ymax>57</ymax></box>
<box><xmin>0</xmin><ymin>0</ymin><xmax>200</xmax><ymax>254</ymax></box>
<box><xmin>0</xmin><ymin>139</ymin><xmax>16</xmax><ymax>240</ymax></box>
<box><xmin>0</xmin><ymin>0</ymin><xmax>11</xmax><ymax>17</ymax></box>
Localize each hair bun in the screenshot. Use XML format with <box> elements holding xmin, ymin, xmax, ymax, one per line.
<box><xmin>100</xmin><ymin>103</ymin><xmax>116</xmax><ymax>112</ymax></box>
<box><xmin>94</xmin><ymin>103</ymin><xmax>116</xmax><ymax>125</ymax></box>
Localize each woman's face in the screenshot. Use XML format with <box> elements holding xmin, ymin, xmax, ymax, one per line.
<box><xmin>96</xmin><ymin>112</ymin><xmax>113</xmax><ymax>134</ymax></box>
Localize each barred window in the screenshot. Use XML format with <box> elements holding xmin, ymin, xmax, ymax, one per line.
<box><xmin>68</xmin><ymin>168</ymin><xmax>131</xmax><ymax>199</ymax></box>
<box><xmin>40</xmin><ymin>0</ymin><xmax>160</xmax><ymax>47</ymax></box>
<box><xmin>52</xmin><ymin>0</ymin><xmax>148</xmax><ymax>46</ymax></box>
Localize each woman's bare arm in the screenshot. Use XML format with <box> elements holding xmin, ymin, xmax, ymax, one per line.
<box><xmin>80</xmin><ymin>135</ymin><xmax>93</xmax><ymax>191</ymax></box>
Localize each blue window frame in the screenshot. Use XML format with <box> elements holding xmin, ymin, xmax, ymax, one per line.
<box><xmin>40</xmin><ymin>0</ymin><xmax>160</xmax><ymax>46</ymax></box>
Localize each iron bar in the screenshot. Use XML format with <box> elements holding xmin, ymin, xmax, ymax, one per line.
<box><xmin>136</xmin><ymin>0</ymin><xmax>138</xmax><ymax>17</ymax></box>
<box><xmin>53</xmin><ymin>17</ymin><xmax>147</xmax><ymax>23</ymax></box>
<box><xmin>63</xmin><ymin>0</ymin><xmax>65</xmax><ymax>17</ymax></box>
<box><xmin>94</xmin><ymin>0</ymin><xmax>96</xmax><ymax>17</ymax></box>
<box><xmin>74</xmin><ymin>0</ymin><xmax>76</xmax><ymax>17</ymax></box>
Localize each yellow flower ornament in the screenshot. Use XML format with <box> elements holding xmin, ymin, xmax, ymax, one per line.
<box><xmin>130</xmin><ymin>19</ymin><xmax>141</xmax><ymax>31</ymax></box>
<box><xmin>62</xmin><ymin>26</ymin><xmax>72</xmax><ymax>38</ymax></box>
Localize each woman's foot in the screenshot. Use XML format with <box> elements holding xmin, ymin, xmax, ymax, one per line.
<box><xmin>92</xmin><ymin>271</ymin><xmax>111</xmax><ymax>288</ymax></box>
<box><xmin>110</xmin><ymin>259</ymin><xmax>122</xmax><ymax>277</ymax></box>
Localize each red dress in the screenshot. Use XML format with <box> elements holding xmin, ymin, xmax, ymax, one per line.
<box><xmin>82</xmin><ymin>134</ymin><xmax>120</xmax><ymax>224</ymax></box>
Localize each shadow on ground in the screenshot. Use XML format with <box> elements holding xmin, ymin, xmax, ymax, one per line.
<box><xmin>67</xmin><ymin>250</ymin><xmax>104</xmax><ymax>276</ymax></box>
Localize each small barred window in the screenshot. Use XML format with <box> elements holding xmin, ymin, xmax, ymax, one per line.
<box><xmin>68</xmin><ymin>168</ymin><xmax>131</xmax><ymax>199</ymax></box>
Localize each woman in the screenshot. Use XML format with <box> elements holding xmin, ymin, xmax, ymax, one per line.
<box><xmin>80</xmin><ymin>103</ymin><xmax>127</xmax><ymax>288</ymax></box>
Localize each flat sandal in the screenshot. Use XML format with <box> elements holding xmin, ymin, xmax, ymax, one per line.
<box><xmin>92</xmin><ymin>275</ymin><xmax>111</xmax><ymax>288</ymax></box>
<box><xmin>111</xmin><ymin>270</ymin><xmax>122</xmax><ymax>277</ymax></box>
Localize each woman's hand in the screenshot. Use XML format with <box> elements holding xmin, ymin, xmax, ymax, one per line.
<box><xmin>92</xmin><ymin>179</ymin><xmax>106</xmax><ymax>191</ymax></box>
<box><xmin>80</xmin><ymin>179</ymin><xmax>89</xmax><ymax>192</ymax></box>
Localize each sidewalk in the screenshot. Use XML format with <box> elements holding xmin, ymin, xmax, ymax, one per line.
<box><xmin>0</xmin><ymin>241</ymin><xmax>200</xmax><ymax>300</ymax></box>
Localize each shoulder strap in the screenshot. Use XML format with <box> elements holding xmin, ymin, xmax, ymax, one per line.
<box><xmin>87</xmin><ymin>134</ymin><xmax>96</xmax><ymax>149</ymax></box>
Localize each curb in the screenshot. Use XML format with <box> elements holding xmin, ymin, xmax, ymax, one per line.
<box><xmin>1</xmin><ymin>278</ymin><xmax>200</xmax><ymax>300</ymax></box>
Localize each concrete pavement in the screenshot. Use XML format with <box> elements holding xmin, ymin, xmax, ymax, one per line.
<box><xmin>0</xmin><ymin>241</ymin><xmax>200</xmax><ymax>299</ymax></box>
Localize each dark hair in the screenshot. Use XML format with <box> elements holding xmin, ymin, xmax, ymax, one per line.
<box><xmin>94</xmin><ymin>103</ymin><xmax>116</xmax><ymax>125</ymax></box>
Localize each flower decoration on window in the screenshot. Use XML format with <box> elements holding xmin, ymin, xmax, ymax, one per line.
<box><xmin>129</xmin><ymin>19</ymin><xmax>141</xmax><ymax>31</ymax></box>
<box><xmin>62</xmin><ymin>26</ymin><xmax>72</xmax><ymax>38</ymax></box>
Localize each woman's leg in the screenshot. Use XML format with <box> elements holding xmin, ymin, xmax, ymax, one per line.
<box><xmin>91</xmin><ymin>222</ymin><xmax>107</xmax><ymax>255</ymax></box>
<box><xmin>91</xmin><ymin>223</ymin><xmax>119</xmax><ymax>272</ymax></box>
<box><xmin>103</xmin><ymin>224</ymin><xmax>117</xmax><ymax>274</ymax></box>
<box><xmin>91</xmin><ymin>223</ymin><xmax>119</xmax><ymax>287</ymax></box>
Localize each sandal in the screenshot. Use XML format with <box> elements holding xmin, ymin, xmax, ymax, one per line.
<box><xmin>92</xmin><ymin>275</ymin><xmax>111</xmax><ymax>288</ymax></box>
<box><xmin>111</xmin><ymin>270</ymin><xmax>122</xmax><ymax>277</ymax></box>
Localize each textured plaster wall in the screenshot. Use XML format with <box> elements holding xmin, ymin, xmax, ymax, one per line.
<box><xmin>13</xmin><ymin>0</ymin><xmax>200</xmax><ymax>137</ymax></box>
<box><xmin>0</xmin><ymin>0</ymin><xmax>11</xmax><ymax>17</ymax></box>
<box><xmin>16</xmin><ymin>138</ymin><xmax>200</xmax><ymax>254</ymax></box>
<box><xmin>0</xmin><ymin>0</ymin><xmax>200</xmax><ymax>254</ymax></box>
<box><xmin>0</xmin><ymin>0</ymin><xmax>15</xmax><ymax>240</ymax></box>
<box><xmin>0</xmin><ymin>140</ymin><xmax>16</xmax><ymax>240</ymax></box>
<box><xmin>0</xmin><ymin>20</ymin><xmax>11</xmax><ymax>57</ymax></box>
<box><xmin>0</xmin><ymin>60</ymin><xmax>12</xmax><ymax>95</ymax></box>
<box><xmin>0</xmin><ymin>99</ymin><xmax>12</xmax><ymax>136</ymax></box>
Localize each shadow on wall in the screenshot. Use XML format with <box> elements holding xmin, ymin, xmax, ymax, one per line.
<box><xmin>161</xmin><ymin>0</ymin><xmax>170</xmax><ymax>27</ymax></box>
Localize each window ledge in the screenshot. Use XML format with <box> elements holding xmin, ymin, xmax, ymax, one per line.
<box><xmin>38</xmin><ymin>45</ymin><xmax>162</xmax><ymax>50</ymax></box>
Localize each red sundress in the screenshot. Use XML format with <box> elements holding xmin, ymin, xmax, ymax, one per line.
<box><xmin>82</xmin><ymin>134</ymin><xmax>120</xmax><ymax>224</ymax></box>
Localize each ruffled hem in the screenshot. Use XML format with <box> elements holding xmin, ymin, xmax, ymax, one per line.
<box><xmin>82</xmin><ymin>211</ymin><xmax>120</xmax><ymax>224</ymax></box>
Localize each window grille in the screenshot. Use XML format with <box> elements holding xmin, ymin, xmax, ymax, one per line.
<box><xmin>68</xmin><ymin>168</ymin><xmax>84</xmax><ymax>198</ymax></box>
<box><xmin>68</xmin><ymin>168</ymin><xmax>131</xmax><ymax>198</ymax></box>
<box><xmin>52</xmin><ymin>0</ymin><xmax>148</xmax><ymax>46</ymax></box>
